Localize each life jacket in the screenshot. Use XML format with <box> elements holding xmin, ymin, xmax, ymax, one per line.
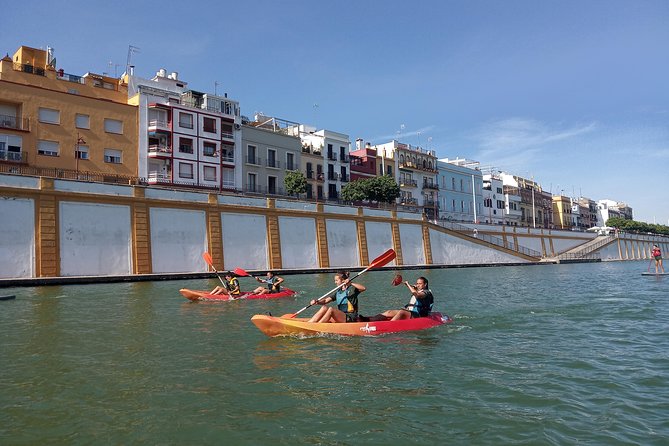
<box><xmin>405</xmin><ymin>289</ymin><xmax>434</xmax><ymax>317</ymax></box>
<box><xmin>266</xmin><ymin>276</ymin><xmax>280</xmax><ymax>291</ymax></box>
<box><xmin>652</xmin><ymin>248</ymin><xmax>661</xmax><ymax>257</ymax></box>
<box><xmin>227</xmin><ymin>277</ymin><xmax>240</xmax><ymax>295</ymax></box>
<box><xmin>334</xmin><ymin>286</ymin><xmax>360</xmax><ymax>316</ymax></box>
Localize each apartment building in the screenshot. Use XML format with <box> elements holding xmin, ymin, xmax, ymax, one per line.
<box><xmin>437</xmin><ymin>158</ymin><xmax>482</xmax><ymax>223</ymax></box>
<box><xmin>349</xmin><ymin>139</ymin><xmax>378</xmax><ymax>182</ymax></box>
<box><xmin>300</xmin><ymin>126</ymin><xmax>350</xmax><ymax>201</ymax></box>
<box><xmin>241</xmin><ymin>114</ymin><xmax>301</xmax><ymax>196</ymax></box>
<box><xmin>127</xmin><ymin>69</ymin><xmax>241</xmax><ymax>191</ymax></box>
<box><xmin>0</xmin><ymin>46</ymin><xmax>137</xmax><ymax>180</ymax></box>
<box><xmin>482</xmin><ymin>173</ymin><xmax>506</xmax><ymax>225</ymax></box>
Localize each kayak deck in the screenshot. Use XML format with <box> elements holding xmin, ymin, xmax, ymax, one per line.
<box><xmin>251</xmin><ymin>312</ymin><xmax>451</xmax><ymax>337</ymax></box>
<box><xmin>641</xmin><ymin>272</ymin><xmax>668</xmax><ymax>276</ymax></box>
<box><xmin>180</xmin><ymin>288</ymin><xmax>297</xmax><ymax>301</ymax></box>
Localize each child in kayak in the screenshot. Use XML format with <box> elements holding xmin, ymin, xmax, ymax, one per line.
<box><xmin>363</xmin><ymin>276</ymin><xmax>434</xmax><ymax>321</ymax></box>
<box><xmin>308</xmin><ymin>271</ymin><xmax>366</xmax><ymax>323</ymax></box>
<box><xmin>651</xmin><ymin>244</ymin><xmax>665</xmax><ymax>273</ymax></box>
<box><xmin>251</xmin><ymin>271</ymin><xmax>284</xmax><ymax>295</ymax></box>
<box><xmin>210</xmin><ymin>272</ymin><xmax>241</xmax><ymax>297</ymax></box>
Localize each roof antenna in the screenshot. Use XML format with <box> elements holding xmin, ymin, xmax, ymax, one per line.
<box><xmin>126</xmin><ymin>45</ymin><xmax>140</xmax><ymax>75</ymax></box>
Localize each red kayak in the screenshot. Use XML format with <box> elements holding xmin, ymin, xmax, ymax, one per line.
<box><xmin>251</xmin><ymin>312</ymin><xmax>451</xmax><ymax>337</ymax></box>
<box><xmin>179</xmin><ymin>288</ymin><xmax>297</xmax><ymax>302</ymax></box>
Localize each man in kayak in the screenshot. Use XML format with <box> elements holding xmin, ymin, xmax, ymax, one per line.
<box><xmin>251</xmin><ymin>271</ymin><xmax>284</xmax><ymax>295</ymax></box>
<box><xmin>363</xmin><ymin>276</ymin><xmax>434</xmax><ymax>321</ymax></box>
<box><xmin>651</xmin><ymin>244</ymin><xmax>665</xmax><ymax>273</ymax></box>
<box><xmin>210</xmin><ymin>272</ymin><xmax>241</xmax><ymax>297</ymax></box>
<box><xmin>308</xmin><ymin>271</ymin><xmax>366</xmax><ymax>323</ymax></box>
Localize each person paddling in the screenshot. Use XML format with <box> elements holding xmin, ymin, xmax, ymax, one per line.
<box><xmin>251</xmin><ymin>271</ymin><xmax>284</xmax><ymax>295</ymax></box>
<box><xmin>651</xmin><ymin>244</ymin><xmax>665</xmax><ymax>274</ymax></box>
<box><xmin>210</xmin><ymin>271</ymin><xmax>241</xmax><ymax>297</ymax></box>
<box><xmin>308</xmin><ymin>271</ymin><xmax>366</xmax><ymax>323</ymax></box>
<box><xmin>365</xmin><ymin>276</ymin><xmax>434</xmax><ymax>321</ymax></box>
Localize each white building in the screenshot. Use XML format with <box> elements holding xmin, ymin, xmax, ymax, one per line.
<box><xmin>437</xmin><ymin>158</ymin><xmax>483</xmax><ymax>223</ymax></box>
<box><xmin>300</xmin><ymin>126</ymin><xmax>350</xmax><ymax>201</ymax></box>
<box><xmin>597</xmin><ymin>199</ymin><xmax>633</xmax><ymax>226</ymax></box>
<box><xmin>482</xmin><ymin>173</ymin><xmax>506</xmax><ymax>225</ymax></box>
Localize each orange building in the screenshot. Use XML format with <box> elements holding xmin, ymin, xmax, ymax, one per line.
<box><xmin>0</xmin><ymin>46</ymin><xmax>138</xmax><ymax>180</ymax></box>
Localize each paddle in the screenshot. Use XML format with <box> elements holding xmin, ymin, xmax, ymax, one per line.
<box><xmin>233</xmin><ymin>267</ymin><xmax>252</xmax><ymax>277</ymax></box>
<box><xmin>282</xmin><ymin>248</ymin><xmax>396</xmax><ymax>318</ymax></box>
<box><xmin>202</xmin><ymin>252</ymin><xmax>227</xmax><ymax>286</ymax></box>
<box><xmin>392</xmin><ymin>273</ymin><xmax>403</xmax><ymax>286</ymax></box>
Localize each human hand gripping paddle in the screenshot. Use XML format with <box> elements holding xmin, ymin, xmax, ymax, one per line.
<box><xmin>202</xmin><ymin>252</ymin><xmax>227</xmax><ymax>287</ymax></box>
<box><xmin>282</xmin><ymin>248</ymin><xmax>396</xmax><ymax>318</ymax></box>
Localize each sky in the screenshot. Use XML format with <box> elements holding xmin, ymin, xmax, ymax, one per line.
<box><xmin>3</xmin><ymin>0</ymin><xmax>668</xmax><ymax>224</ymax></box>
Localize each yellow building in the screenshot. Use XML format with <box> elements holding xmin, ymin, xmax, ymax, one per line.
<box><xmin>0</xmin><ymin>46</ymin><xmax>138</xmax><ymax>180</ymax></box>
<box><xmin>552</xmin><ymin>195</ymin><xmax>574</xmax><ymax>229</ymax></box>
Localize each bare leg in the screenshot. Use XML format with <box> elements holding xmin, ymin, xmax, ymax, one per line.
<box><xmin>308</xmin><ymin>305</ymin><xmax>328</xmax><ymax>323</ymax></box>
<box><xmin>390</xmin><ymin>309</ymin><xmax>412</xmax><ymax>321</ymax></box>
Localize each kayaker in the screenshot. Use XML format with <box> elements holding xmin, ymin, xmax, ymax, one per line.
<box><xmin>308</xmin><ymin>271</ymin><xmax>366</xmax><ymax>323</ymax></box>
<box><xmin>251</xmin><ymin>271</ymin><xmax>284</xmax><ymax>295</ymax></box>
<box><xmin>651</xmin><ymin>244</ymin><xmax>665</xmax><ymax>273</ymax></box>
<box><xmin>211</xmin><ymin>272</ymin><xmax>241</xmax><ymax>297</ymax></box>
<box><xmin>364</xmin><ymin>276</ymin><xmax>434</xmax><ymax>321</ymax></box>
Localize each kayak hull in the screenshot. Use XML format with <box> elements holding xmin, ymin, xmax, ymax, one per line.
<box><xmin>251</xmin><ymin>312</ymin><xmax>451</xmax><ymax>337</ymax></box>
<box><xmin>641</xmin><ymin>272</ymin><xmax>668</xmax><ymax>276</ymax></box>
<box><xmin>180</xmin><ymin>288</ymin><xmax>297</xmax><ymax>302</ymax></box>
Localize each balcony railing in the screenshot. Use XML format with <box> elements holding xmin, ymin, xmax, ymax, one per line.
<box><xmin>340</xmin><ymin>174</ymin><xmax>350</xmax><ymax>183</ymax></box>
<box><xmin>327</xmin><ymin>172</ymin><xmax>339</xmax><ymax>181</ymax></box>
<box><xmin>221</xmin><ymin>154</ymin><xmax>234</xmax><ymax>163</ymax></box>
<box><xmin>0</xmin><ymin>150</ymin><xmax>26</xmax><ymax>163</ymax></box>
<box><xmin>148</xmin><ymin>145</ymin><xmax>172</xmax><ymax>156</ymax></box>
<box><xmin>221</xmin><ymin>131</ymin><xmax>234</xmax><ymax>139</ymax></box>
<box><xmin>13</xmin><ymin>63</ymin><xmax>45</xmax><ymax>76</ymax></box>
<box><xmin>265</xmin><ymin>159</ymin><xmax>281</xmax><ymax>168</ymax></box>
<box><xmin>400</xmin><ymin>179</ymin><xmax>418</xmax><ymax>187</ymax></box>
<box><xmin>246</xmin><ymin>156</ymin><xmax>262</xmax><ymax>165</ymax></box>
<box><xmin>340</xmin><ymin>154</ymin><xmax>349</xmax><ymax>163</ymax></box>
<box><xmin>148</xmin><ymin>119</ymin><xmax>169</xmax><ymax>130</ymax></box>
<box><xmin>327</xmin><ymin>152</ymin><xmax>337</xmax><ymax>161</ymax></box>
<box><xmin>400</xmin><ymin>197</ymin><xmax>418</xmax><ymax>205</ymax></box>
<box><xmin>0</xmin><ymin>114</ymin><xmax>30</xmax><ymax>131</ymax></box>
<box><xmin>423</xmin><ymin>181</ymin><xmax>439</xmax><ymax>190</ymax></box>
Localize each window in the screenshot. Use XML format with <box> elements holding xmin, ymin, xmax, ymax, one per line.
<box><xmin>203</xmin><ymin>166</ymin><xmax>217</xmax><ymax>181</ymax></box>
<box><xmin>75</xmin><ymin>114</ymin><xmax>90</xmax><ymax>129</ymax></box>
<box><xmin>203</xmin><ymin>141</ymin><xmax>217</xmax><ymax>157</ymax></box>
<box><xmin>460</xmin><ymin>179</ymin><xmax>464</xmax><ymax>192</ymax></box>
<box><xmin>179</xmin><ymin>138</ymin><xmax>193</xmax><ymax>154</ymax></box>
<box><xmin>203</xmin><ymin>117</ymin><xmax>216</xmax><ymax>133</ymax></box>
<box><xmin>104</xmin><ymin>148</ymin><xmax>122</xmax><ymax>164</ymax></box>
<box><xmin>247</xmin><ymin>145</ymin><xmax>257</xmax><ymax>164</ymax></box>
<box><xmin>38</xmin><ymin>140</ymin><xmax>59</xmax><ymax>156</ymax></box>
<box><xmin>104</xmin><ymin>118</ymin><xmax>123</xmax><ymax>134</ymax></box>
<box><xmin>179</xmin><ymin>163</ymin><xmax>194</xmax><ymax>179</ymax></box>
<box><xmin>38</xmin><ymin>108</ymin><xmax>60</xmax><ymax>124</ymax></box>
<box><xmin>451</xmin><ymin>178</ymin><xmax>456</xmax><ymax>190</ymax></box>
<box><xmin>286</xmin><ymin>152</ymin><xmax>295</xmax><ymax>170</ymax></box>
<box><xmin>267</xmin><ymin>149</ymin><xmax>277</xmax><ymax>168</ymax></box>
<box><xmin>247</xmin><ymin>173</ymin><xmax>257</xmax><ymax>192</ymax></box>
<box><xmin>179</xmin><ymin>112</ymin><xmax>193</xmax><ymax>129</ymax></box>
<box><xmin>76</xmin><ymin>145</ymin><xmax>89</xmax><ymax>160</ymax></box>
<box><xmin>268</xmin><ymin>176</ymin><xmax>277</xmax><ymax>194</ymax></box>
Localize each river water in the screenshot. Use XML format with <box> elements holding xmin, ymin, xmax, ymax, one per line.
<box><xmin>1</xmin><ymin>261</ymin><xmax>668</xmax><ymax>445</ymax></box>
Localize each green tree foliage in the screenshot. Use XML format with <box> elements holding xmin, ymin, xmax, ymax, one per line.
<box><xmin>341</xmin><ymin>175</ymin><xmax>400</xmax><ymax>204</ymax></box>
<box><xmin>283</xmin><ymin>170</ymin><xmax>307</xmax><ymax>196</ymax></box>
<box><xmin>606</xmin><ymin>217</ymin><xmax>669</xmax><ymax>236</ymax></box>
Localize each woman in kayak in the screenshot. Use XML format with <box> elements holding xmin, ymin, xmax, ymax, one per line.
<box><xmin>211</xmin><ymin>271</ymin><xmax>241</xmax><ymax>297</ymax></box>
<box><xmin>251</xmin><ymin>271</ymin><xmax>284</xmax><ymax>295</ymax></box>
<box><xmin>651</xmin><ymin>244</ymin><xmax>665</xmax><ymax>273</ymax></box>
<box><xmin>308</xmin><ymin>271</ymin><xmax>366</xmax><ymax>323</ymax></box>
<box><xmin>364</xmin><ymin>276</ymin><xmax>434</xmax><ymax>321</ymax></box>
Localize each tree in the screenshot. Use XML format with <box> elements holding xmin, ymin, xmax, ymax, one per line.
<box><xmin>283</xmin><ymin>170</ymin><xmax>307</xmax><ymax>197</ymax></box>
<box><xmin>341</xmin><ymin>179</ymin><xmax>368</xmax><ymax>202</ymax></box>
<box><xmin>369</xmin><ymin>175</ymin><xmax>400</xmax><ymax>203</ymax></box>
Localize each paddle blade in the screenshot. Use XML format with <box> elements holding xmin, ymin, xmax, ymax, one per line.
<box><xmin>392</xmin><ymin>273</ymin><xmax>403</xmax><ymax>286</ymax></box>
<box><xmin>202</xmin><ymin>252</ymin><xmax>214</xmax><ymax>267</ymax></box>
<box><xmin>233</xmin><ymin>267</ymin><xmax>251</xmax><ymax>277</ymax></box>
<box><xmin>369</xmin><ymin>249</ymin><xmax>396</xmax><ymax>269</ymax></box>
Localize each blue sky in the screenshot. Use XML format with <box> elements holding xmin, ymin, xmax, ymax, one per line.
<box><xmin>4</xmin><ymin>0</ymin><xmax>668</xmax><ymax>224</ymax></box>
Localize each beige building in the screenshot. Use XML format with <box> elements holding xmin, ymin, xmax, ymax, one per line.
<box><xmin>0</xmin><ymin>46</ymin><xmax>138</xmax><ymax>180</ymax></box>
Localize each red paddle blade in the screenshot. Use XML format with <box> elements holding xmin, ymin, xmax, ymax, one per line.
<box><xmin>202</xmin><ymin>252</ymin><xmax>214</xmax><ymax>267</ymax></box>
<box><xmin>392</xmin><ymin>274</ymin><xmax>403</xmax><ymax>286</ymax></box>
<box><xmin>233</xmin><ymin>267</ymin><xmax>250</xmax><ymax>277</ymax></box>
<box><xmin>369</xmin><ymin>249</ymin><xmax>396</xmax><ymax>269</ymax></box>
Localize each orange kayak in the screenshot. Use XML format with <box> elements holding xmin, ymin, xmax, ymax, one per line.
<box><xmin>251</xmin><ymin>312</ymin><xmax>451</xmax><ymax>337</ymax></box>
<box><xmin>179</xmin><ymin>288</ymin><xmax>297</xmax><ymax>302</ymax></box>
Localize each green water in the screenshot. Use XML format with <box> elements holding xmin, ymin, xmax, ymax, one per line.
<box><xmin>1</xmin><ymin>262</ymin><xmax>668</xmax><ymax>445</ymax></box>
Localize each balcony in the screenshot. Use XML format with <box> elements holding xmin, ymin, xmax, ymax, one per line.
<box><xmin>327</xmin><ymin>172</ymin><xmax>339</xmax><ymax>181</ymax></box>
<box><xmin>327</xmin><ymin>152</ymin><xmax>337</xmax><ymax>161</ymax></box>
<box><xmin>246</xmin><ymin>156</ymin><xmax>262</xmax><ymax>166</ymax></box>
<box><xmin>423</xmin><ymin>181</ymin><xmax>439</xmax><ymax>190</ymax></box>
<box><xmin>265</xmin><ymin>159</ymin><xmax>281</xmax><ymax>169</ymax></box>
<box><xmin>400</xmin><ymin>178</ymin><xmax>418</xmax><ymax>187</ymax></box>
<box><xmin>400</xmin><ymin>197</ymin><xmax>418</xmax><ymax>205</ymax></box>
<box><xmin>0</xmin><ymin>150</ymin><xmax>26</xmax><ymax>163</ymax></box>
<box><xmin>340</xmin><ymin>174</ymin><xmax>350</xmax><ymax>183</ymax></box>
<box><xmin>146</xmin><ymin>172</ymin><xmax>172</xmax><ymax>184</ymax></box>
<box><xmin>340</xmin><ymin>154</ymin><xmax>350</xmax><ymax>163</ymax></box>
<box><xmin>221</xmin><ymin>131</ymin><xmax>234</xmax><ymax>140</ymax></box>
<box><xmin>148</xmin><ymin>145</ymin><xmax>172</xmax><ymax>158</ymax></box>
<box><xmin>221</xmin><ymin>154</ymin><xmax>234</xmax><ymax>164</ymax></box>
<box><xmin>148</xmin><ymin>119</ymin><xmax>170</xmax><ymax>132</ymax></box>
<box><xmin>0</xmin><ymin>114</ymin><xmax>30</xmax><ymax>131</ymax></box>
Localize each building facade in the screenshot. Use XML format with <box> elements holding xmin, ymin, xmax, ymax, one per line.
<box><xmin>438</xmin><ymin>158</ymin><xmax>482</xmax><ymax>223</ymax></box>
<box><xmin>300</xmin><ymin>126</ymin><xmax>350</xmax><ymax>201</ymax></box>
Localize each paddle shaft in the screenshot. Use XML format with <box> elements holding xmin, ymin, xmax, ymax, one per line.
<box><xmin>288</xmin><ymin>249</ymin><xmax>395</xmax><ymax>318</ymax></box>
<box><xmin>202</xmin><ymin>252</ymin><xmax>227</xmax><ymax>286</ymax></box>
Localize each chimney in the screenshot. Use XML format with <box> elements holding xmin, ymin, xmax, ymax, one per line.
<box><xmin>356</xmin><ymin>138</ymin><xmax>363</xmax><ymax>150</ymax></box>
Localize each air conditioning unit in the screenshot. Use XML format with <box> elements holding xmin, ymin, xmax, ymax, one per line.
<box><xmin>234</xmin><ymin>124</ymin><xmax>241</xmax><ymax>130</ymax></box>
